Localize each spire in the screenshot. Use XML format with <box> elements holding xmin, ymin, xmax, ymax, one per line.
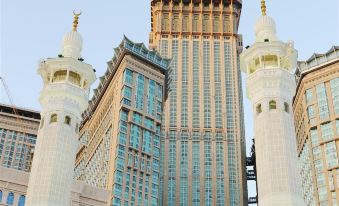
<box><xmin>72</xmin><ymin>11</ymin><xmax>82</xmax><ymax>32</ymax></box>
<box><xmin>261</xmin><ymin>0</ymin><xmax>267</xmax><ymax>16</ymax></box>
<box><xmin>61</xmin><ymin>11</ymin><xmax>83</xmax><ymax>59</ymax></box>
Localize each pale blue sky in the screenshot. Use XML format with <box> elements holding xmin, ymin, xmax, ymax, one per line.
<box><xmin>1</xmin><ymin>0</ymin><xmax>338</xmax><ymax>201</ymax></box>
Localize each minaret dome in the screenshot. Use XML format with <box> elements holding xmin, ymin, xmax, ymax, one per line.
<box><xmin>61</xmin><ymin>11</ymin><xmax>83</xmax><ymax>59</ymax></box>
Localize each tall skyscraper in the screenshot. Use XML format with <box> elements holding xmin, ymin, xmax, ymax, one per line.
<box><xmin>240</xmin><ymin>1</ymin><xmax>304</xmax><ymax>205</ymax></box>
<box><xmin>75</xmin><ymin>37</ymin><xmax>170</xmax><ymax>206</ymax></box>
<box><xmin>294</xmin><ymin>46</ymin><xmax>339</xmax><ymax>206</ymax></box>
<box><xmin>0</xmin><ymin>103</ymin><xmax>40</xmax><ymax>172</ymax></box>
<box><xmin>26</xmin><ymin>13</ymin><xmax>96</xmax><ymax>206</ymax></box>
<box><xmin>149</xmin><ymin>0</ymin><xmax>247</xmax><ymax>205</ymax></box>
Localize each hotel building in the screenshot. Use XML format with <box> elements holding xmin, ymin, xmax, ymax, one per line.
<box><xmin>294</xmin><ymin>46</ymin><xmax>339</xmax><ymax>206</ymax></box>
<box><xmin>75</xmin><ymin>37</ymin><xmax>170</xmax><ymax>206</ymax></box>
<box><xmin>0</xmin><ymin>103</ymin><xmax>40</xmax><ymax>172</ymax></box>
<box><xmin>149</xmin><ymin>0</ymin><xmax>247</xmax><ymax>205</ymax></box>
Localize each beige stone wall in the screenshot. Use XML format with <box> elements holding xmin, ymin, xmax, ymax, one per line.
<box><xmin>0</xmin><ymin>166</ymin><xmax>108</xmax><ymax>206</ymax></box>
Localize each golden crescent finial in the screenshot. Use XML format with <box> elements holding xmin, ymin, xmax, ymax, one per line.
<box><xmin>72</xmin><ymin>10</ymin><xmax>82</xmax><ymax>31</ymax></box>
<box><xmin>261</xmin><ymin>0</ymin><xmax>267</xmax><ymax>16</ymax></box>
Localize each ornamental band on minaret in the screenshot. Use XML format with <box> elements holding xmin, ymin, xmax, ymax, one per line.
<box><xmin>25</xmin><ymin>13</ymin><xmax>96</xmax><ymax>206</ymax></box>
<box><xmin>240</xmin><ymin>1</ymin><xmax>305</xmax><ymax>205</ymax></box>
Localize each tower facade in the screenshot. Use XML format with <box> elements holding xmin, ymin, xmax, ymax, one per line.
<box><xmin>240</xmin><ymin>2</ymin><xmax>304</xmax><ymax>206</ymax></box>
<box><xmin>294</xmin><ymin>46</ymin><xmax>339</xmax><ymax>206</ymax></box>
<box><xmin>75</xmin><ymin>37</ymin><xmax>170</xmax><ymax>206</ymax></box>
<box><xmin>26</xmin><ymin>14</ymin><xmax>96</xmax><ymax>206</ymax></box>
<box><xmin>150</xmin><ymin>0</ymin><xmax>247</xmax><ymax>205</ymax></box>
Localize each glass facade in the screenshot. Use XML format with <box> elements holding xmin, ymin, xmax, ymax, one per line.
<box><xmin>295</xmin><ymin>68</ymin><xmax>339</xmax><ymax>206</ymax></box>
<box><xmin>77</xmin><ymin>37</ymin><xmax>169</xmax><ymax>206</ymax></box>
<box><xmin>0</xmin><ymin>128</ymin><xmax>37</xmax><ymax>172</ymax></box>
<box><xmin>153</xmin><ymin>6</ymin><xmax>246</xmax><ymax>205</ymax></box>
<box><xmin>111</xmin><ymin>69</ymin><xmax>163</xmax><ymax>205</ymax></box>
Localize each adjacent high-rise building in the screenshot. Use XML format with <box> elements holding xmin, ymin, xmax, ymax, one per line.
<box><xmin>240</xmin><ymin>1</ymin><xmax>304</xmax><ymax>205</ymax></box>
<box><xmin>0</xmin><ymin>103</ymin><xmax>40</xmax><ymax>172</ymax></box>
<box><xmin>26</xmin><ymin>13</ymin><xmax>96</xmax><ymax>206</ymax></box>
<box><xmin>293</xmin><ymin>46</ymin><xmax>339</xmax><ymax>206</ymax></box>
<box><xmin>75</xmin><ymin>37</ymin><xmax>170</xmax><ymax>206</ymax></box>
<box><xmin>149</xmin><ymin>0</ymin><xmax>247</xmax><ymax>205</ymax></box>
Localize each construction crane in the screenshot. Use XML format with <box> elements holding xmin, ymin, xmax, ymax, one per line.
<box><xmin>0</xmin><ymin>76</ymin><xmax>19</xmax><ymax>116</ymax></box>
<box><xmin>0</xmin><ymin>76</ymin><xmax>36</xmax><ymax>171</ymax></box>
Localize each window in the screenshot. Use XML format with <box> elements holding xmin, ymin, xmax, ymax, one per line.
<box><xmin>69</xmin><ymin>71</ymin><xmax>81</xmax><ymax>86</ymax></box>
<box><xmin>321</xmin><ymin>123</ymin><xmax>334</xmax><ymax>141</ymax></box>
<box><xmin>18</xmin><ymin>195</ymin><xmax>25</xmax><ymax>206</ymax></box>
<box><xmin>256</xmin><ymin>104</ymin><xmax>262</xmax><ymax>114</ymax></box>
<box><xmin>193</xmin><ymin>15</ymin><xmax>199</xmax><ymax>32</ymax></box>
<box><xmin>172</xmin><ymin>14</ymin><xmax>179</xmax><ymax>32</ymax></box>
<box><xmin>182</xmin><ymin>15</ymin><xmax>189</xmax><ymax>32</ymax></box>
<box><xmin>0</xmin><ymin>190</ymin><xmax>2</xmax><ymax>202</ymax></box>
<box><xmin>52</xmin><ymin>70</ymin><xmax>67</xmax><ymax>82</ymax></box>
<box><xmin>269</xmin><ymin>100</ymin><xmax>277</xmax><ymax>110</ymax></box>
<box><xmin>50</xmin><ymin>114</ymin><xmax>57</xmax><ymax>123</ymax></box>
<box><xmin>284</xmin><ymin>102</ymin><xmax>289</xmax><ymax>113</ymax></box>
<box><xmin>64</xmin><ymin>116</ymin><xmax>71</xmax><ymax>125</ymax></box>
<box><xmin>202</xmin><ymin>15</ymin><xmax>210</xmax><ymax>32</ymax></box>
<box><xmin>7</xmin><ymin>192</ymin><xmax>14</xmax><ymax>205</ymax></box>
<box><xmin>162</xmin><ymin>14</ymin><xmax>170</xmax><ymax>31</ymax></box>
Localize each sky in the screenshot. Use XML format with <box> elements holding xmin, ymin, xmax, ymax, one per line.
<box><xmin>1</xmin><ymin>0</ymin><xmax>339</xmax><ymax>201</ymax></box>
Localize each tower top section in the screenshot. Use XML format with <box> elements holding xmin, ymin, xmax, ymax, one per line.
<box><xmin>254</xmin><ymin>0</ymin><xmax>278</xmax><ymax>43</ymax></box>
<box><xmin>261</xmin><ymin>0</ymin><xmax>266</xmax><ymax>16</ymax></box>
<box><xmin>61</xmin><ymin>12</ymin><xmax>83</xmax><ymax>59</ymax></box>
<box><xmin>72</xmin><ymin>11</ymin><xmax>82</xmax><ymax>31</ymax></box>
<box><xmin>240</xmin><ymin>1</ymin><xmax>297</xmax><ymax>76</ymax></box>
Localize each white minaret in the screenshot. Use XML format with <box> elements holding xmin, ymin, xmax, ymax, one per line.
<box><xmin>240</xmin><ymin>1</ymin><xmax>305</xmax><ymax>206</ymax></box>
<box><xmin>26</xmin><ymin>12</ymin><xmax>96</xmax><ymax>206</ymax></box>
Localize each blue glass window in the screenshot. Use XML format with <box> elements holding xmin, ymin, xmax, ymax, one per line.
<box><xmin>147</xmin><ymin>80</ymin><xmax>156</xmax><ymax>116</ymax></box>
<box><xmin>116</xmin><ymin>157</ymin><xmax>125</xmax><ymax>171</ymax></box>
<box><xmin>7</xmin><ymin>192</ymin><xmax>14</xmax><ymax>205</ymax></box>
<box><xmin>144</xmin><ymin>118</ymin><xmax>154</xmax><ymax>130</ymax></box>
<box><xmin>120</xmin><ymin>110</ymin><xmax>128</xmax><ymax>121</ymax></box>
<box><xmin>122</xmin><ymin>86</ymin><xmax>132</xmax><ymax>99</ymax></box>
<box><xmin>124</xmin><ymin>69</ymin><xmax>133</xmax><ymax>85</ymax></box>
<box><xmin>18</xmin><ymin>195</ymin><xmax>25</xmax><ymax>206</ymax></box>
<box><xmin>135</xmin><ymin>74</ymin><xmax>145</xmax><ymax>110</ymax></box>
<box><xmin>117</xmin><ymin>144</ymin><xmax>125</xmax><ymax>158</ymax></box>
<box><xmin>130</xmin><ymin>125</ymin><xmax>141</xmax><ymax>149</ymax></box>
<box><xmin>0</xmin><ymin>190</ymin><xmax>2</xmax><ymax>203</ymax></box>
<box><xmin>133</xmin><ymin>112</ymin><xmax>142</xmax><ymax>125</ymax></box>
<box><xmin>142</xmin><ymin>130</ymin><xmax>152</xmax><ymax>154</ymax></box>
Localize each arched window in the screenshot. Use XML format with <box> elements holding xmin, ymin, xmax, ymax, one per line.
<box><xmin>52</xmin><ymin>70</ymin><xmax>67</xmax><ymax>83</ymax></box>
<box><xmin>69</xmin><ymin>71</ymin><xmax>81</xmax><ymax>86</ymax></box>
<box><xmin>0</xmin><ymin>190</ymin><xmax>2</xmax><ymax>203</ymax></box>
<box><xmin>65</xmin><ymin>116</ymin><xmax>71</xmax><ymax>125</ymax></box>
<box><xmin>7</xmin><ymin>192</ymin><xmax>14</xmax><ymax>205</ymax></box>
<box><xmin>284</xmin><ymin>102</ymin><xmax>290</xmax><ymax>113</ymax></box>
<box><xmin>50</xmin><ymin>114</ymin><xmax>58</xmax><ymax>123</ymax></box>
<box><xmin>18</xmin><ymin>195</ymin><xmax>25</xmax><ymax>206</ymax></box>
<box><xmin>256</xmin><ymin>104</ymin><xmax>262</xmax><ymax>114</ymax></box>
<box><xmin>269</xmin><ymin>100</ymin><xmax>277</xmax><ymax>110</ymax></box>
